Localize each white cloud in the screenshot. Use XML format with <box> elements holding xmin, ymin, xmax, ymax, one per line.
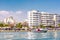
<box><xmin>0</xmin><ymin>11</ymin><xmax>9</xmax><ymax>15</ymax></box>
<box><xmin>16</xmin><ymin>11</ymin><xmax>23</xmax><ymax>14</ymax></box>
<box><xmin>0</xmin><ymin>10</ymin><xmax>23</xmax><ymax>15</ymax></box>
<box><xmin>0</xmin><ymin>10</ymin><xmax>25</xmax><ymax>22</ymax></box>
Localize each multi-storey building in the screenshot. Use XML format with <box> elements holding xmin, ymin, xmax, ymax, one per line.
<box><xmin>28</xmin><ymin>10</ymin><xmax>40</xmax><ymax>27</ymax></box>
<box><xmin>40</xmin><ymin>12</ymin><xmax>54</xmax><ymax>26</ymax></box>
<box><xmin>28</xmin><ymin>10</ymin><xmax>60</xmax><ymax>27</ymax></box>
<box><xmin>53</xmin><ymin>14</ymin><xmax>60</xmax><ymax>27</ymax></box>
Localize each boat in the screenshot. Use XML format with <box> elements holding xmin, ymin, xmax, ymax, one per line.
<box><xmin>32</xmin><ymin>28</ymin><xmax>48</xmax><ymax>33</ymax></box>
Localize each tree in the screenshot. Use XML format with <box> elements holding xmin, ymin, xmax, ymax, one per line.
<box><xmin>4</xmin><ymin>24</ymin><xmax>9</xmax><ymax>27</ymax></box>
<box><xmin>50</xmin><ymin>26</ymin><xmax>54</xmax><ymax>28</ymax></box>
<box><xmin>58</xmin><ymin>23</ymin><xmax>60</xmax><ymax>27</ymax></box>
<box><xmin>0</xmin><ymin>23</ymin><xmax>4</xmax><ymax>27</ymax></box>
<box><xmin>16</xmin><ymin>23</ymin><xmax>22</xmax><ymax>28</ymax></box>
<box><xmin>39</xmin><ymin>24</ymin><xmax>46</xmax><ymax>28</ymax></box>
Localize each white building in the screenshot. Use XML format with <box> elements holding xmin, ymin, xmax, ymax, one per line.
<box><xmin>28</xmin><ymin>10</ymin><xmax>40</xmax><ymax>27</ymax></box>
<box><xmin>40</xmin><ymin>12</ymin><xmax>54</xmax><ymax>26</ymax></box>
<box><xmin>53</xmin><ymin>14</ymin><xmax>60</xmax><ymax>27</ymax></box>
<box><xmin>28</xmin><ymin>10</ymin><xmax>60</xmax><ymax>27</ymax></box>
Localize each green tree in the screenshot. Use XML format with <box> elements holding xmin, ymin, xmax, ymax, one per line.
<box><xmin>39</xmin><ymin>24</ymin><xmax>46</xmax><ymax>28</ymax></box>
<box><xmin>50</xmin><ymin>26</ymin><xmax>54</xmax><ymax>28</ymax></box>
<box><xmin>58</xmin><ymin>23</ymin><xmax>60</xmax><ymax>27</ymax></box>
<box><xmin>16</xmin><ymin>23</ymin><xmax>22</xmax><ymax>28</ymax></box>
<box><xmin>0</xmin><ymin>23</ymin><xmax>4</xmax><ymax>27</ymax></box>
<box><xmin>4</xmin><ymin>24</ymin><xmax>9</xmax><ymax>27</ymax></box>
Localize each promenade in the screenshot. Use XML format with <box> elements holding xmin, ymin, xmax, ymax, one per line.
<box><xmin>0</xmin><ymin>27</ymin><xmax>60</xmax><ymax>32</ymax></box>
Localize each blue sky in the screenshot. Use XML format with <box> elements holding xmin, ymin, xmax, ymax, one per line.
<box><xmin>0</xmin><ymin>0</ymin><xmax>60</xmax><ymax>22</ymax></box>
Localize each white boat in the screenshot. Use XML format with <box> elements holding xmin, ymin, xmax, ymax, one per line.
<box><xmin>32</xmin><ymin>28</ymin><xmax>48</xmax><ymax>33</ymax></box>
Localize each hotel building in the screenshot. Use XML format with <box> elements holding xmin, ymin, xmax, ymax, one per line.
<box><xmin>53</xmin><ymin>14</ymin><xmax>60</xmax><ymax>27</ymax></box>
<box><xmin>28</xmin><ymin>10</ymin><xmax>40</xmax><ymax>28</ymax></box>
<box><xmin>28</xmin><ymin>10</ymin><xmax>60</xmax><ymax>27</ymax></box>
<box><xmin>40</xmin><ymin>12</ymin><xmax>54</xmax><ymax>26</ymax></box>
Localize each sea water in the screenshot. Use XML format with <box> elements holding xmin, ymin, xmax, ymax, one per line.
<box><xmin>0</xmin><ymin>31</ymin><xmax>60</xmax><ymax>40</ymax></box>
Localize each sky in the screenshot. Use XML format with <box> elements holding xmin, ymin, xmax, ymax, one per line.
<box><xmin>0</xmin><ymin>0</ymin><xmax>60</xmax><ymax>22</ymax></box>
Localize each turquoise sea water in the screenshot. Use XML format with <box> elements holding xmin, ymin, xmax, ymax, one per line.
<box><xmin>0</xmin><ymin>31</ymin><xmax>60</xmax><ymax>40</ymax></box>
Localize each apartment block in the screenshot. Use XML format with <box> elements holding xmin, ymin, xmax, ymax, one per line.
<box><xmin>28</xmin><ymin>10</ymin><xmax>40</xmax><ymax>28</ymax></box>
<box><xmin>40</xmin><ymin>12</ymin><xmax>54</xmax><ymax>26</ymax></box>
<box><xmin>28</xmin><ymin>10</ymin><xmax>60</xmax><ymax>27</ymax></box>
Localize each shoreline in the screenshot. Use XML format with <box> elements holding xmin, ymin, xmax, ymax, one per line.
<box><xmin>0</xmin><ymin>29</ymin><xmax>60</xmax><ymax>32</ymax></box>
